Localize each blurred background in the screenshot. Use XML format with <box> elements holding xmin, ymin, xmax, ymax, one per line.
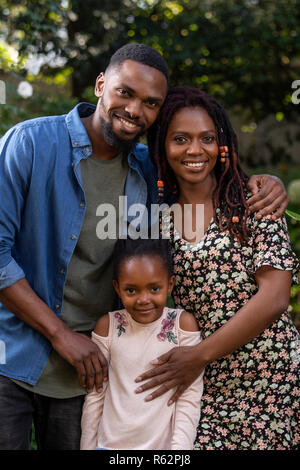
<box><xmin>0</xmin><ymin>0</ymin><xmax>299</xmax><ymax>331</ymax></box>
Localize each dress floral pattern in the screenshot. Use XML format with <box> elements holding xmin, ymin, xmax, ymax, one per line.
<box><xmin>165</xmin><ymin>210</ymin><xmax>300</xmax><ymax>450</ymax></box>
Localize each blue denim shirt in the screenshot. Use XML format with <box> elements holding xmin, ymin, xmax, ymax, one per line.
<box><xmin>0</xmin><ymin>103</ymin><xmax>161</xmax><ymax>385</ymax></box>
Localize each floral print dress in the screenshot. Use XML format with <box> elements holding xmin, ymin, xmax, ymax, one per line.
<box><xmin>165</xmin><ymin>210</ymin><xmax>300</xmax><ymax>450</ymax></box>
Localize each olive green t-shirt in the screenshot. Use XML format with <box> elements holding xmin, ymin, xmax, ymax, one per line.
<box><xmin>13</xmin><ymin>153</ymin><xmax>128</xmax><ymax>397</ymax></box>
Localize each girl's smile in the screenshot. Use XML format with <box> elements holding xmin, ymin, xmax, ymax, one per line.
<box><xmin>113</xmin><ymin>255</ymin><xmax>174</xmax><ymax>324</ymax></box>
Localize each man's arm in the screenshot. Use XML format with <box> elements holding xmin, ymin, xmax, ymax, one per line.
<box><xmin>247</xmin><ymin>174</ymin><xmax>289</xmax><ymax>219</ymax></box>
<box><xmin>0</xmin><ymin>279</ymin><xmax>107</xmax><ymax>392</ymax></box>
<box><xmin>171</xmin><ymin>312</ymin><xmax>203</xmax><ymax>450</ymax></box>
<box><xmin>0</xmin><ymin>127</ymin><xmax>106</xmax><ymax>391</ymax></box>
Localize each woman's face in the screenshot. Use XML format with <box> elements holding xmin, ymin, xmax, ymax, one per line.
<box><xmin>165</xmin><ymin>106</ymin><xmax>219</xmax><ymax>188</ymax></box>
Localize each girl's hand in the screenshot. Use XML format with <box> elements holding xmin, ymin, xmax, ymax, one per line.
<box><xmin>134</xmin><ymin>346</ymin><xmax>205</xmax><ymax>404</ymax></box>
<box><xmin>247</xmin><ymin>174</ymin><xmax>288</xmax><ymax>219</ymax></box>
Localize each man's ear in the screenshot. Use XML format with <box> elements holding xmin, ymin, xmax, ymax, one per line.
<box><xmin>95</xmin><ymin>72</ymin><xmax>105</xmax><ymax>98</ymax></box>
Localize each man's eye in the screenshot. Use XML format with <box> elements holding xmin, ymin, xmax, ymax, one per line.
<box><xmin>117</xmin><ymin>89</ymin><xmax>129</xmax><ymax>96</ymax></box>
<box><xmin>146</xmin><ymin>101</ymin><xmax>158</xmax><ymax>108</ymax></box>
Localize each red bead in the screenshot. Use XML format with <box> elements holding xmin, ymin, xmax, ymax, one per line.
<box><xmin>157</xmin><ymin>180</ymin><xmax>164</xmax><ymax>188</ymax></box>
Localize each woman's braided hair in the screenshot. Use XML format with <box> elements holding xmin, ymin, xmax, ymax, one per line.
<box><xmin>147</xmin><ymin>86</ymin><xmax>250</xmax><ymax>243</ymax></box>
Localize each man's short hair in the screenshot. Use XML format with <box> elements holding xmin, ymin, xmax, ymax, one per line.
<box><xmin>107</xmin><ymin>43</ymin><xmax>169</xmax><ymax>86</ymax></box>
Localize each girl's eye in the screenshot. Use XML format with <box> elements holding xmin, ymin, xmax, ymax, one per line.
<box><xmin>151</xmin><ymin>287</ymin><xmax>160</xmax><ymax>292</ymax></box>
<box><xmin>126</xmin><ymin>288</ymin><xmax>135</xmax><ymax>294</ymax></box>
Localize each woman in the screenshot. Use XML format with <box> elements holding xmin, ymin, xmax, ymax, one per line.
<box><xmin>134</xmin><ymin>86</ymin><xmax>300</xmax><ymax>450</ymax></box>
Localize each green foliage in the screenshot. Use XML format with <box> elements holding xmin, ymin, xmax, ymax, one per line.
<box><xmin>1</xmin><ymin>0</ymin><xmax>300</xmax><ymax>123</ymax></box>
<box><xmin>0</xmin><ymin>0</ymin><xmax>299</xmax><ymax>333</ymax></box>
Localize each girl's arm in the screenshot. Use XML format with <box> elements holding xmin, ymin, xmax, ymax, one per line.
<box><xmin>135</xmin><ymin>267</ymin><xmax>292</xmax><ymax>403</ymax></box>
<box><xmin>80</xmin><ymin>315</ymin><xmax>110</xmax><ymax>450</ymax></box>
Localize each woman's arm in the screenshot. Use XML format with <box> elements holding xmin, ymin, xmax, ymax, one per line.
<box><xmin>135</xmin><ymin>267</ymin><xmax>292</xmax><ymax>403</ymax></box>
<box><xmin>171</xmin><ymin>311</ymin><xmax>204</xmax><ymax>450</ymax></box>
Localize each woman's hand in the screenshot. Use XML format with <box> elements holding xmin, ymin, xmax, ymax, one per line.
<box><xmin>134</xmin><ymin>345</ymin><xmax>205</xmax><ymax>404</ymax></box>
<box><xmin>247</xmin><ymin>174</ymin><xmax>288</xmax><ymax>219</ymax></box>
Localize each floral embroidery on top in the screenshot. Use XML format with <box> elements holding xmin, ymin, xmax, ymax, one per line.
<box><xmin>114</xmin><ymin>311</ymin><xmax>128</xmax><ymax>337</ymax></box>
<box><xmin>157</xmin><ymin>309</ymin><xmax>178</xmax><ymax>344</ymax></box>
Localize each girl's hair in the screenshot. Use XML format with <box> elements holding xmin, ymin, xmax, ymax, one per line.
<box><xmin>147</xmin><ymin>86</ymin><xmax>249</xmax><ymax>243</ymax></box>
<box><xmin>113</xmin><ymin>238</ymin><xmax>174</xmax><ymax>280</ymax></box>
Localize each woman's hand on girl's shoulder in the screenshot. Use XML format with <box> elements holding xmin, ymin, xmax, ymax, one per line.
<box><xmin>179</xmin><ymin>310</ymin><xmax>199</xmax><ymax>332</ymax></box>
<box><xmin>94</xmin><ymin>314</ymin><xmax>110</xmax><ymax>338</ymax></box>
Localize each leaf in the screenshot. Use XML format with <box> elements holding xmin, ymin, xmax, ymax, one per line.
<box><xmin>167</xmin><ymin>331</ymin><xmax>178</xmax><ymax>344</ymax></box>
<box><xmin>285</xmin><ymin>209</ymin><xmax>300</xmax><ymax>222</ymax></box>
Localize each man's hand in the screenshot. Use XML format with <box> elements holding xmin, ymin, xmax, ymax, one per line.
<box><xmin>247</xmin><ymin>174</ymin><xmax>289</xmax><ymax>220</ymax></box>
<box><xmin>134</xmin><ymin>346</ymin><xmax>204</xmax><ymax>404</ymax></box>
<box><xmin>51</xmin><ymin>327</ymin><xmax>108</xmax><ymax>393</ymax></box>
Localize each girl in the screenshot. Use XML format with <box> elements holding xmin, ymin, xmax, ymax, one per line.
<box><xmin>80</xmin><ymin>238</ymin><xmax>204</xmax><ymax>450</ymax></box>
<box><xmin>134</xmin><ymin>86</ymin><xmax>300</xmax><ymax>450</ymax></box>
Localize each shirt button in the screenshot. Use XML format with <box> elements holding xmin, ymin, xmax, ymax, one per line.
<box><xmin>80</xmin><ymin>202</ymin><xmax>85</xmax><ymax>207</ymax></box>
<box><xmin>71</xmin><ymin>234</ymin><xmax>77</xmax><ymax>240</ymax></box>
<box><xmin>60</xmin><ymin>268</ymin><xmax>65</xmax><ymax>274</ymax></box>
<box><xmin>55</xmin><ymin>304</ymin><xmax>60</xmax><ymax>310</ymax></box>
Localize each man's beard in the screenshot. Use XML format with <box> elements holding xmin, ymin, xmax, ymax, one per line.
<box><xmin>99</xmin><ymin>99</ymin><xmax>146</xmax><ymax>154</ymax></box>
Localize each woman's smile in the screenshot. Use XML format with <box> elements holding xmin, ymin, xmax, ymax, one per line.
<box><xmin>165</xmin><ymin>106</ymin><xmax>218</xmax><ymax>186</ymax></box>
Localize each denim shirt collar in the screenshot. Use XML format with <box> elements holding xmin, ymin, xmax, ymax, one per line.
<box><xmin>65</xmin><ymin>102</ymin><xmax>142</xmax><ymax>168</ymax></box>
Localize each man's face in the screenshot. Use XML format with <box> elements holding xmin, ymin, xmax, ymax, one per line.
<box><xmin>95</xmin><ymin>60</ymin><xmax>168</xmax><ymax>152</ymax></box>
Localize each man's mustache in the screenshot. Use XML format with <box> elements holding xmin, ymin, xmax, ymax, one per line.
<box><xmin>114</xmin><ymin>112</ymin><xmax>146</xmax><ymax>131</ymax></box>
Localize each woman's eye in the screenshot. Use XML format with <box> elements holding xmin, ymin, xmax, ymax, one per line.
<box><xmin>174</xmin><ymin>136</ymin><xmax>187</xmax><ymax>144</ymax></box>
<box><xmin>202</xmin><ymin>135</ymin><xmax>215</xmax><ymax>143</ymax></box>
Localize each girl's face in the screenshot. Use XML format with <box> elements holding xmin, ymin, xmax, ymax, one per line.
<box><xmin>113</xmin><ymin>255</ymin><xmax>174</xmax><ymax>324</ymax></box>
<box><xmin>165</xmin><ymin>106</ymin><xmax>219</xmax><ymax>188</ymax></box>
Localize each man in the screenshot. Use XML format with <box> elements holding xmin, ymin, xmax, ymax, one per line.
<box><xmin>0</xmin><ymin>43</ymin><xmax>288</xmax><ymax>450</ymax></box>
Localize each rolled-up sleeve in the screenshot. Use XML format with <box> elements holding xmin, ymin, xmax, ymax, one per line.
<box><xmin>0</xmin><ymin>126</ymin><xmax>33</xmax><ymax>289</ymax></box>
